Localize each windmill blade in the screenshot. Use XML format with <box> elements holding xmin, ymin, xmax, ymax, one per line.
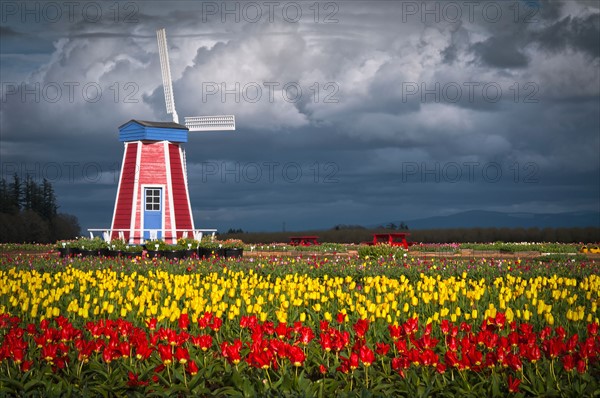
<box><xmin>156</xmin><ymin>28</ymin><xmax>179</xmax><ymax>124</ymax></box>
<box><xmin>185</xmin><ymin>115</ymin><xmax>236</xmax><ymax>131</ymax></box>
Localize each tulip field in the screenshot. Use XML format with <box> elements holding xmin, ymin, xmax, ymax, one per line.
<box><xmin>0</xmin><ymin>250</ymin><xmax>599</xmax><ymax>396</ymax></box>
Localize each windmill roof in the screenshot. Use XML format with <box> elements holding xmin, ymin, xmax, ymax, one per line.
<box><xmin>119</xmin><ymin>119</ymin><xmax>188</xmax><ymax>130</ymax></box>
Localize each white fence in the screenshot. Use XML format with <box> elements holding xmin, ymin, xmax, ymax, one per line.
<box><xmin>87</xmin><ymin>228</ymin><xmax>217</xmax><ymax>244</ymax></box>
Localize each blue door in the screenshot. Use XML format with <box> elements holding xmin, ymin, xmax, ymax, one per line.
<box><xmin>144</xmin><ymin>187</ymin><xmax>162</xmax><ymax>240</ymax></box>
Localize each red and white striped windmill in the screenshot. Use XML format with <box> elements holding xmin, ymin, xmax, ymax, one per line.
<box><xmin>110</xmin><ymin>28</ymin><xmax>235</xmax><ymax>243</ymax></box>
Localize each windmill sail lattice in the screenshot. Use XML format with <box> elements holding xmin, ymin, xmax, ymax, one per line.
<box><xmin>156</xmin><ymin>28</ymin><xmax>178</xmax><ymax>124</ymax></box>
<box><xmin>156</xmin><ymin>28</ymin><xmax>236</xmax><ymax>132</ymax></box>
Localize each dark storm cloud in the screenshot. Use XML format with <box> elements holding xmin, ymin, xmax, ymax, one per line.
<box><xmin>0</xmin><ymin>25</ymin><xmax>55</xmax><ymax>54</ymax></box>
<box><xmin>1</xmin><ymin>0</ymin><xmax>598</xmax><ymax>232</ymax></box>
<box><xmin>534</xmin><ymin>14</ymin><xmax>600</xmax><ymax>58</ymax></box>
<box><xmin>0</xmin><ymin>25</ymin><xmax>21</xmax><ymax>37</ymax></box>
<box><xmin>471</xmin><ymin>36</ymin><xmax>529</xmax><ymax>68</ymax></box>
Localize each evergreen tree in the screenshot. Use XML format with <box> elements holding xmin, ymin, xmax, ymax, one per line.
<box><xmin>0</xmin><ymin>179</ymin><xmax>12</xmax><ymax>214</ymax></box>
<box><xmin>0</xmin><ymin>175</ymin><xmax>79</xmax><ymax>243</ymax></box>
<box><xmin>41</xmin><ymin>179</ymin><xmax>58</xmax><ymax>219</ymax></box>
<box><xmin>8</xmin><ymin>174</ymin><xmax>21</xmax><ymax>213</ymax></box>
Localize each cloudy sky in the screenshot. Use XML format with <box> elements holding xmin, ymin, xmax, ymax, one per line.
<box><xmin>1</xmin><ymin>0</ymin><xmax>599</xmax><ymax>232</ymax></box>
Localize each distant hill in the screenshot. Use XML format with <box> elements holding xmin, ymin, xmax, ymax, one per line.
<box><xmin>387</xmin><ymin>210</ymin><xmax>600</xmax><ymax>230</ymax></box>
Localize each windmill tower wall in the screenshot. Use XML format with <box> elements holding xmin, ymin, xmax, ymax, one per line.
<box><xmin>110</xmin><ymin>120</ymin><xmax>194</xmax><ymax>244</ymax></box>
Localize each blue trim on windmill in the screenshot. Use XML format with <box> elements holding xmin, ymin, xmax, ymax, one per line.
<box><xmin>119</xmin><ymin>120</ymin><xmax>189</xmax><ymax>143</ymax></box>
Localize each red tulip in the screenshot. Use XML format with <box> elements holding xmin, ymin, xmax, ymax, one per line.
<box><xmin>388</xmin><ymin>324</ymin><xmax>403</xmax><ymax>341</ymax></box>
<box><xmin>376</xmin><ymin>342</ymin><xmax>390</xmax><ymax>356</ymax></box>
<box><xmin>59</xmin><ymin>325</ymin><xmax>79</xmax><ymax>342</ymax></box>
<box><xmin>484</xmin><ymin>351</ymin><xmax>498</xmax><ymax>369</ymax></box>
<box><xmin>75</xmin><ymin>339</ymin><xmax>95</xmax><ymax>362</ymax></box>
<box><xmin>459</xmin><ymin>322</ymin><xmax>472</xmax><ymax>334</ymax></box>
<box><xmin>41</xmin><ymin>344</ymin><xmax>58</xmax><ymax>364</ymax></box>
<box><xmin>555</xmin><ymin>326</ymin><xmax>566</xmax><ymax>340</ymax></box>
<box><xmin>507</xmin><ymin>375</ymin><xmax>521</xmax><ymax>393</ymax></box>
<box><xmin>495</xmin><ymin>312</ymin><xmax>506</xmax><ymax>329</ymax></box>
<box><xmin>394</xmin><ymin>339</ymin><xmax>407</xmax><ymax>353</ymax></box>
<box><xmin>359</xmin><ymin>345</ymin><xmax>375</xmax><ymax>367</ymax></box>
<box><xmin>353</xmin><ymin>319</ymin><xmax>369</xmax><ymax>339</ymax></box>
<box><xmin>221</xmin><ymin>339</ymin><xmax>242</xmax><ymax>364</ymax></box>
<box><xmin>319</xmin><ymin>333</ymin><xmax>332</xmax><ymax>352</ymax></box>
<box><xmin>127</xmin><ymin>371</ymin><xmax>149</xmax><ymax>387</ymax></box>
<box><xmin>146</xmin><ymin>318</ymin><xmax>157</xmax><ymax>331</ymax></box>
<box><xmin>336</xmin><ymin>313</ymin><xmax>346</xmax><ymax>323</ymax></box>
<box><xmin>288</xmin><ymin>345</ymin><xmax>306</xmax><ymax>367</ymax></box>
<box><xmin>268</xmin><ymin>339</ymin><xmax>288</xmax><ymax>359</ymax></box>
<box><xmin>420</xmin><ymin>349</ymin><xmax>439</xmax><ymax>367</ymax></box>
<box><xmin>135</xmin><ymin>342</ymin><xmax>153</xmax><ymax>360</ymax></box>
<box><xmin>275</xmin><ymin>322</ymin><xmax>291</xmax><ymax>339</ymax></box>
<box><xmin>540</xmin><ymin>326</ymin><xmax>552</xmax><ymax>340</ymax></box>
<box><xmin>562</xmin><ymin>354</ymin><xmax>575</xmax><ymax>372</ymax></box>
<box><xmin>348</xmin><ymin>352</ymin><xmax>359</xmax><ymax>369</ymax></box>
<box><xmin>403</xmin><ymin>317</ymin><xmax>418</xmax><ymax>336</ymax></box>
<box><xmin>440</xmin><ymin>320</ymin><xmax>451</xmax><ymax>335</ymax></box>
<box><xmin>391</xmin><ymin>356</ymin><xmax>409</xmax><ymax>371</ymax></box>
<box><xmin>198</xmin><ymin>312</ymin><xmax>213</xmax><ymax>329</ymax></box>
<box><xmin>178</xmin><ymin>313</ymin><xmax>190</xmax><ymax>331</ymax></box>
<box><xmin>579</xmin><ymin>337</ymin><xmax>596</xmax><ymax>360</ymax></box>
<box><xmin>407</xmin><ymin>348</ymin><xmax>421</xmax><ymax>366</ymax></box>
<box><xmin>338</xmin><ymin>353</ymin><xmax>359</xmax><ymax>373</ymax></box>
<box><xmin>542</xmin><ymin>337</ymin><xmax>565</xmax><ymax>359</ymax></box>
<box><xmin>119</xmin><ymin>341</ymin><xmax>131</xmax><ymax>359</ymax></box>
<box><xmin>175</xmin><ymin>346</ymin><xmax>189</xmax><ymax>364</ymax></box>
<box><xmin>187</xmin><ymin>360</ymin><xmax>199</xmax><ymax>375</ymax></box>
<box><xmin>54</xmin><ymin>356</ymin><xmax>68</xmax><ymax>370</ymax></box>
<box><xmin>507</xmin><ymin>353</ymin><xmax>522</xmax><ymax>372</ymax></box>
<box><xmin>240</xmin><ymin>315</ymin><xmax>258</xmax><ymax>329</ymax></box>
<box><xmin>248</xmin><ymin>347</ymin><xmax>274</xmax><ymax>369</ymax></box>
<box><xmin>102</xmin><ymin>347</ymin><xmax>117</xmax><ymax>364</ymax></box>
<box><xmin>26</xmin><ymin>323</ymin><xmax>37</xmax><ymax>335</ymax></box>
<box><xmin>40</xmin><ymin>319</ymin><xmax>50</xmax><ymax>331</ymax></box>
<box><xmin>21</xmin><ymin>360</ymin><xmax>33</xmax><ymax>372</ymax></box>
<box><xmin>319</xmin><ymin>320</ymin><xmax>329</xmax><ymax>332</ymax></box>
<box><xmin>158</xmin><ymin>344</ymin><xmax>173</xmax><ymax>365</ymax></box>
<box><xmin>418</xmin><ymin>334</ymin><xmax>439</xmax><ymax>350</ymax></box>
<box><xmin>508</xmin><ymin>332</ymin><xmax>520</xmax><ymax>347</ymax></box>
<box><xmin>335</xmin><ymin>330</ymin><xmax>351</xmax><ymax>351</ymax></box>
<box><xmin>565</xmin><ymin>334</ymin><xmax>579</xmax><ymax>353</ymax></box>
<box><xmin>262</xmin><ymin>321</ymin><xmax>275</xmax><ymax>336</ymax></box>
<box><xmin>444</xmin><ymin>351</ymin><xmax>460</xmax><ymax>368</ymax></box>
<box><xmin>210</xmin><ymin>317</ymin><xmax>223</xmax><ymax>332</ymax></box>
<box><xmin>191</xmin><ymin>334</ymin><xmax>212</xmax><ymax>351</ymax></box>
<box><xmin>446</xmin><ymin>336</ymin><xmax>458</xmax><ymax>352</ymax></box>
<box><xmin>297</xmin><ymin>326</ymin><xmax>315</xmax><ymax>345</ymax></box>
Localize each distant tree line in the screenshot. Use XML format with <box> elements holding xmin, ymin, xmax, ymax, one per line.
<box><xmin>223</xmin><ymin>226</ymin><xmax>600</xmax><ymax>244</ymax></box>
<box><xmin>0</xmin><ymin>174</ymin><xmax>80</xmax><ymax>243</ymax></box>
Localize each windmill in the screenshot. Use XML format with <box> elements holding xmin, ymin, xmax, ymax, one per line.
<box><xmin>109</xmin><ymin>28</ymin><xmax>235</xmax><ymax>244</ymax></box>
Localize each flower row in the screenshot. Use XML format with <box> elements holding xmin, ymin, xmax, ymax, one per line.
<box><xmin>1</xmin><ymin>265</ymin><xmax>597</xmax><ymax>332</ymax></box>
<box><xmin>1</xmin><ymin>312</ymin><xmax>599</xmax><ymax>396</ymax></box>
